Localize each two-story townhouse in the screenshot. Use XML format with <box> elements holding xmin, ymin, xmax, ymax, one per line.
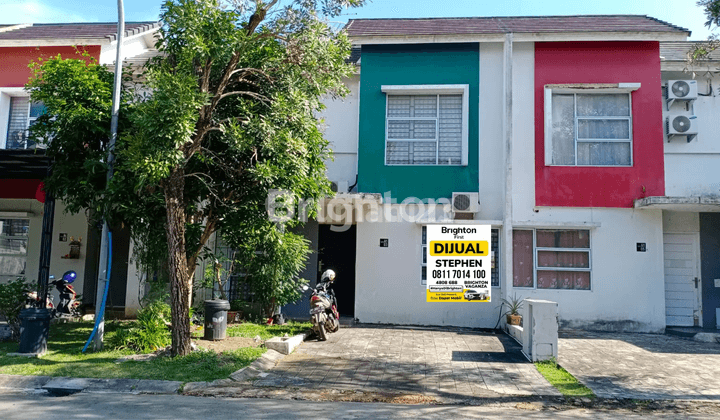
<box><xmin>631</xmin><ymin>42</ymin><xmax>720</xmax><ymax>331</ymax></box>
<box><xmin>0</xmin><ymin>22</ymin><xmax>159</xmax><ymax>317</ymax></box>
<box><xmin>295</xmin><ymin>15</ymin><xmax>696</xmax><ymax>333</ymax></box>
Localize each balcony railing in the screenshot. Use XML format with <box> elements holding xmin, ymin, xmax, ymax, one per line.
<box><xmin>3</xmin><ymin>130</ymin><xmax>39</xmax><ymax>150</ymax></box>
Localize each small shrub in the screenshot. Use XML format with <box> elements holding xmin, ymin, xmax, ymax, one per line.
<box><xmin>0</xmin><ymin>278</ymin><xmax>33</xmax><ymax>340</ymax></box>
<box><xmin>110</xmin><ymin>300</ymin><xmax>171</xmax><ymax>352</ymax></box>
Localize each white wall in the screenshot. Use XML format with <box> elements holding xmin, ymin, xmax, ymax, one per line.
<box><xmin>320</xmin><ymin>75</ymin><xmax>359</xmax><ymax>192</ymax></box>
<box><xmin>510</xmin><ymin>208</ymin><xmax>666</xmax><ymax>333</ymax></box>
<box><xmin>662</xmin><ymin>73</ymin><xmax>720</xmax><ymax>196</ymax></box>
<box><xmin>477</xmin><ymin>43</ymin><xmax>506</xmax><ymax>220</ymax></box>
<box><xmin>0</xmin><ymin>199</ymin><xmax>89</xmax><ymax>305</ymax></box>
<box><xmin>355</xmin><ymin>210</ymin><xmax>503</xmax><ymax>328</ymax></box>
<box><xmin>663</xmin><ymin>210</ymin><xmax>699</xmax><ymax>233</ymax></box>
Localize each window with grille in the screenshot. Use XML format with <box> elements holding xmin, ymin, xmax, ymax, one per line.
<box><xmin>3</xmin><ymin>97</ymin><xmax>45</xmax><ymax>150</ymax></box>
<box><xmin>513</xmin><ymin>229</ymin><xmax>591</xmax><ymax>290</ymax></box>
<box><xmin>0</xmin><ymin>219</ymin><xmax>29</xmax><ymax>277</ymax></box>
<box><xmin>382</xmin><ymin>85</ymin><xmax>468</xmax><ymax>166</ymax></box>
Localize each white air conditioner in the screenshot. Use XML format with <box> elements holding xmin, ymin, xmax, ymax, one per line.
<box><xmin>667</xmin><ymin>113</ymin><xmax>698</xmax><ymax>142</ymax></box>
<box><xmin>667</xmin><ymin>80</ymin><xmax>698</xmax><ymax>100</ymax></box>
<box><xmin>451</xmin><ymin>192</ymin><xmax>479</xmax><ymax>213</ymax></box>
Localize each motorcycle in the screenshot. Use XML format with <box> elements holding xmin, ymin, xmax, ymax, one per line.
<box><xmin>26</xmin><ymin>270</ymin><xmax>81</xmax><ymax>318</ymax></box>
<box><xmin>309</xmin><ymin>269</ymin><xmax>339</xmax><ymax>341</ymax></box>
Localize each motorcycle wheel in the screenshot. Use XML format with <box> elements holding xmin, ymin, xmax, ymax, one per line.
<box><xmin>317</xmin><ymin>319</ymin><xmax>327</xmax><ymax>341</ymax></box>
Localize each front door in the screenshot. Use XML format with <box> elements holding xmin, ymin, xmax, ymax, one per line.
<box><xmin>664</xmin><ymin>233</ymin><xmax>701</xmax><ymax>327</ymax></box>
<box><xmin>317</xmin><ymin>224</ymin><xmax>356</xmax><ymax>317</ymax></box>
<box><xmin>700</xmin><ymin>213</ymin><xmax>720</xmax><ymax>329</ymax></box>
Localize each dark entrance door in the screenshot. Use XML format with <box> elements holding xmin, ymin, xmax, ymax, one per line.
<box><xmin>82</xmin><ymin>221</ymin><xmax>130</xmax><ymax>312</ymax></box>
<box><xmin>699</xmin><ymin>213</ymin><xmax>720</xmax><ymax>329</ymax></box>
<box><xmin>317</xmin><ymin>224</ymin><xmax>356</xmax><ymax>317</ymax></box>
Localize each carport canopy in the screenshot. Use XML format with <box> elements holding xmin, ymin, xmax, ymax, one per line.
<box><xmin>634</xmin><ymin>196</ymin><xmax>720</xmax><ymax>212</ymax></box>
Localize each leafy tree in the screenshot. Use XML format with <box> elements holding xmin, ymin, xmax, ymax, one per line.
<box><xmin>29</xmin><ymin>0</ymin><xmax>364</xmax><ymax>356</ymax></box>
<box><xmin>690</xmin><ymin>1</ymin><xmax>720</xmax><ymax>63</ymax></box>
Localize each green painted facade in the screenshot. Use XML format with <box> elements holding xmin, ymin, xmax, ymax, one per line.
<box><xmin>358</xmin><ymin>43</ymin><xmax>480</xmax><ymax>202</ymax></box>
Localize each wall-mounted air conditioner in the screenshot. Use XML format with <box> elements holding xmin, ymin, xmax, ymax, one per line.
<box><xmin>666</xmin><ymin>113</ymin><xmax>698</xmax><ymax>142</ymax></box>
<box><xmin>451</xmin><ymin>192</ymin><xmax>479</xmax><ymax>213</ymax></box>
<box><xmin>667</xmin><ymin>80</ymin><xmax>698</xmax><ymax>109</ymax></box>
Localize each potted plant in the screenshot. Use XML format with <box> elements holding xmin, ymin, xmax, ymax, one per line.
<box><xmin>502</xmin><ymin>294</ymin><xmax>524</xmax><ymax>326</ymax></box>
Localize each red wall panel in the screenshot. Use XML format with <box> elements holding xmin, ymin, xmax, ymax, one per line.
<box><xmin>0</xmin><ymin>46</ymin><xmax>101</xmax><ymax>87</ymax></box>
<box><xmin>534</xmin><ymin>42</ymin><xmax>665</xmax><ymax>208</ymax></box>
<box><xmin>0</xmin><ymin>179</ymin><xmax>45</xmax><ymax>202</ymax></box>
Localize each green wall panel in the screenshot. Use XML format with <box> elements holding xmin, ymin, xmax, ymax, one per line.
<box><xmin>358</xmin><ymin>43</ymin><xmax>479</xmax><ymax>202</ymax></box>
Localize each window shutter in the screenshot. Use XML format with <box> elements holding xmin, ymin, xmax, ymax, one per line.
<box><xmin>6</xmin><ymin>97</ymin><xmax>30</xmax><ymax>150</ymax></box>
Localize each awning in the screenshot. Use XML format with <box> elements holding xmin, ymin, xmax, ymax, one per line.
<box><xmin>634</xmin><ymin>196</ymin><xmax>720</xmax><ymax>212</ymax></box>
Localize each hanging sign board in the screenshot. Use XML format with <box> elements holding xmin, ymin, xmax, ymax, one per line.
<box><xmin>426</xmin><ymin>225</ymin><xmax>491</xmax><ymax>302</ymax></box>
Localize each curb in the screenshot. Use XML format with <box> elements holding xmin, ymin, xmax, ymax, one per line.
<box><xmin>184</xmin><ymin>332</ymin><xmax>311</xmax><ymax>394</ymax></box>
<box><xmin>0</xmin><ymin>374</ymin><xmax>182</xmax><ymax>395</ymax></box>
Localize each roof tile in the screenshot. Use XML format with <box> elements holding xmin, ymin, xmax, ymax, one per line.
<box><xmin>0</xmin><ymin>22</ymin><xmax>160</xmax><ymax>42</ymax></box>
<box><xmin>346</xmin><ymin>15</ymin><xmax>690</xmax><ymax>37</ymax></box>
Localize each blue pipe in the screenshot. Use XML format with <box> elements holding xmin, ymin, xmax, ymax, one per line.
<box><xmin>82</xmin><ymin>231</ymin><xmax>112</xmax><ymax>353</ymax></box>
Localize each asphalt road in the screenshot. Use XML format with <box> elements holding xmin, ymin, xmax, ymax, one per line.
<box><xmin>0</xmin><ymin>390</ymin><xmax>717</xmax><ymax>420</ymax></box>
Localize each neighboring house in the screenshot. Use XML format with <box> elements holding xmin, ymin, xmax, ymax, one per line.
<box><xmin>0</xmin><ymin>22</ymin><xmax>160</xmax><ymax>317</ymax></box>
<box><xmin>632</xmin><ymin>41</ymin><xmax>720</xmax><ymax>330</ymax></box>
<box><xmin>283</xmin><ymin>15</ymin><xmax>720</xmax><ymax>333</ymax></box>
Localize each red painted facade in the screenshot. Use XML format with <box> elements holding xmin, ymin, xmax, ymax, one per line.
<box><xmin>534</xmin><ymin>42</ymin><xmax>665</xmax><ymax>208</ymax></box>
<box><xmin>0</xmin><ymin>46</ymin><xmax>100</xmax><ymax>87</ymax></box>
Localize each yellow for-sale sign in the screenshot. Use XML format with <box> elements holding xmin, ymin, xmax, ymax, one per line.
<box><xmin>426</xmin><ymin>225</ymin><xmax>491</xmax><ymax>303</ymax></box>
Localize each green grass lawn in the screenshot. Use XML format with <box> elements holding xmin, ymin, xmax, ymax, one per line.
<box><xmin>535</xmin><ymin>359</ymin><xmax>596</xmax><ymax>398</ymax></box>
<box><xmin>0</xmin><ymin>320</ymin><xmax>308</xmax><ymax>383</ymax></box>
<box><xmin>225</xmin><ymin>321</ymin><xmax>311</xmax><ymax>340</ymax></box>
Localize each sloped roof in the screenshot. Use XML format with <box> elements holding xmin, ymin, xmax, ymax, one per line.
<box><xmin>0</xmin><ymin>22</ymin><xmax>160</xmax><ymax>43</ymax></box>
<box><xmin>661</xmin><ymin>41</ymin><xmax>720</xmax><ymax>62</ymax></box>
<box><xmin>346</xmin><ymin>15</ymin><xmax>690</xmax><ymax>37</ymax></box>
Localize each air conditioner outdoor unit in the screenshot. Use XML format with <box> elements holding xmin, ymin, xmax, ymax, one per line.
<box><xmin>451</xmin><ymin>192</ymin><xmax>479</xmax><ymax>213</ymax></box>
<box><xmin>667</xmin><ymin>80</ymin><xmax>698</xmax><ymax>100</ymax></box>
<box><xmin>666</xmin><ymin>113</ymin><xmax>698</xmax><ymax>142</ymax></box>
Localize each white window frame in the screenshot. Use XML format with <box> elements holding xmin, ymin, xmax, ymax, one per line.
<box><xmin>513</xmin><ymin>228</ymin><xmax>592</xmax><ymax>292</ymax></box>
<box><xmin>0</xmin><ymin>217</ymin><xmax>29</xmax><ymax>277</ymax></box>
<box><xmin>544</xmin><ymin>83</ymin><xmax>640</xmax><ymax>167</ymax></box>
<box><xmin>382</xmin><ymin>84</ymin><xmax>469</xmax><ymax>167</ymax></box>
<box><xmin>0</xmin><ymin>89</ymin><xmax>42</xmax><ymax>150</ymax></box>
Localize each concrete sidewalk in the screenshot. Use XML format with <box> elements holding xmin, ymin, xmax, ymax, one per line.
<box><xmin>559</xmin><ymin>331</ymin><xmax>720</xmax><ymax>401</ymax></box>
<box><xmin>255</xmin><ymin>325</ymin><xmax>560</xmax><ymax>399</ymax></box>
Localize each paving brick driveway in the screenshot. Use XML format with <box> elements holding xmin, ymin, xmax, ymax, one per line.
<box><xmin>256</xmin><ymin>325</ymin><xmax>560</xmax><ymax>399</ymax></box>
<box><xmin>559</xmin><ymin>331</ymin><xmax>720</xmax><ymax>400</ymax></box>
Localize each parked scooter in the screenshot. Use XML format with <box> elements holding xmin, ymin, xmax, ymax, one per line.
<box><xmin>309</xmin><ymin>269</ymin><xmax>339</xmax><ymax>341</ymax></box>
<box><xmin>26</xmin><ymin>270</ymin><xmax>81</xmax><ymax>318</ymax></box>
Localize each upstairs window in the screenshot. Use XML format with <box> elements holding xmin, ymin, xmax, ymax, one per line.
<box><xmin>545</xmin><ymin>84</ymin><xmax>639</xmax><ymax>167</ymax></box>
<box><xmin>382</xmin><ymin>85</ymin><xmax>469</xmax><ymax>166</ymax></box>
<box><xmin>4</xmin><ymin>97</ymin><xmax>46</xmax><ymax>150</ymax></box>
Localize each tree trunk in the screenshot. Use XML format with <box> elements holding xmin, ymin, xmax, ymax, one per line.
<box><xmin>163</xmin><ymin>167</ymin><xmax>192</xmax><ymax>357</ymax></box>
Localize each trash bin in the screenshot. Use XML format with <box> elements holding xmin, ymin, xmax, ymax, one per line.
<box><xmin>18</xmin><ymin>308</ymin><xmax>52</xmax><ymax>354</ymax></box>
<box><xmin>204</xmin><ymin>299</ymin><xmax>230</xmax><ymax>341</ymax></box>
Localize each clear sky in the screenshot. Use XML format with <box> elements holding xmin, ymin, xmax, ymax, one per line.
<box><xmin>0</xmin><ymin>0</ymin><xmax>715</xmax><ymax>40</ymax></box>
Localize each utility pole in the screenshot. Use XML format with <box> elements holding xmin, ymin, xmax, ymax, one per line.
<box><xmin>93</xmin><ymin>0</ymin><xmax>125</xmax><ymax>351</ymax></box>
